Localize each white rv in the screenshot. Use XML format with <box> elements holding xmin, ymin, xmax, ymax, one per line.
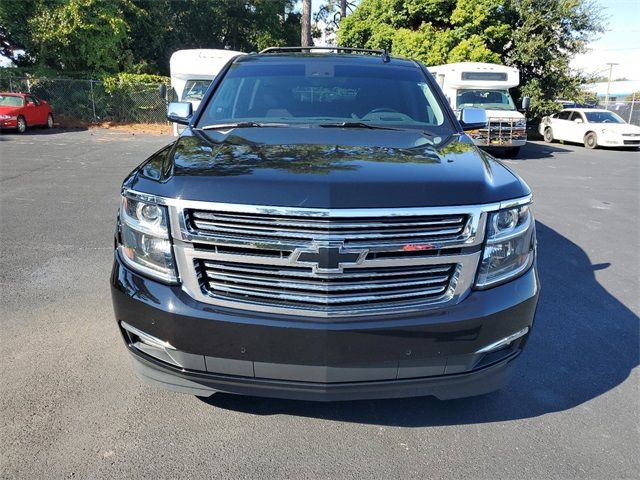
<box><xmin>169</xmin><ymin>49</ymin><xmax>245</xmax><ymax>135</ymax></box>
<box><xmin>428</xmin><ymin>62</ymin><xmax>528</xmax><ymax>156</ymax></box>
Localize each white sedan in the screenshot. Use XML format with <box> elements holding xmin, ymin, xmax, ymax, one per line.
<box><xmin>539</xmin><ymin>108</ymin><xmax>640</xmax><ymax>149</ymax></box>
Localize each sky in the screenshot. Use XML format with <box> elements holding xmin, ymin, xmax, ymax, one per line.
<box><xmin>570</xmin><ymin>0</ymin><xmax>640</xmax><ymax>80</ymax></box>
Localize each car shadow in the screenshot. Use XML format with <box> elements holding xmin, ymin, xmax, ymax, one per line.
<box><xmin>512</xmin><ymin>142</ymin><xmax>574</xmax><ymax>160</ymax></box>
<box><xmin>198</xmin><ymin>221</ymin><xmax>638</xmax><ymax>426</ymax></box>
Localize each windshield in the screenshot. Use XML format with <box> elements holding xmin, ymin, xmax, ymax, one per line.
<box><xmin>0</xmin><ymin>95</ymin><xmax>24</xmax><ymax>107</ymax></box>
<box><xmin>197</xmin><ymin>59</ymin><xmax>449</xmax><ymax>131</ymax></box>
<box><xmin>584</xmin><ymin>111</ymin><xmax>625</xmax><ymax>124</ymax></box>
<box><xmin>457</xmin><ymin>89</ymin><xmax>516</xmax><ymax>111</ymax></box>
<box><xmin>182</xmin><ymin>79</ymin><xmax>212</xmax><ymax>102</ymax></box>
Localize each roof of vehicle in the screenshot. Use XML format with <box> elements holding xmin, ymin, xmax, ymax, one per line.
<box><xmin>0</xmin><ymin>92</ymin><xmax>27</xmax><ymax>97</ymax></box>
<box><xmin>560</xmin><ymin>108</ymin><xmax>610</xmax><ymax>113</ymax></box>
<box><xmin>236</xmin><ymin>52</ymin><xmax>419</xmax><ymax>69</ymax></box>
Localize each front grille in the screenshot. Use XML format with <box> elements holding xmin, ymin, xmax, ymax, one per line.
<box><xmin>623</xmin><ymin>140</ymin><xmax>640</xmax><ymax>145</ymax></box>
<box><xmin>169</xmin><ymin>202</ymin><xmax>487</xmax><ymax>317</ymax></box>
<box><xmin>469</xmin><ymin>117</ymin><xmax>526</xmax><ymax>146</ymax></box>
<box><xmin>198</xmin><ymin>260</ymin><xmax>457</xmax><ymax>311</ymax></box>
<box><xmin>188</xmin><ymin>209</ymin><xmax>469</xmax><ymax>246</ymax></box>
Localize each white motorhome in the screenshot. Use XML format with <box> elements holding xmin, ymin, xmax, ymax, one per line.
<box><xmin>169</xmin><ymin>49</ymin><xmax>245</xmax><ymax>135</ymax></box>
<box><xmin>428</xmin><ymin>62</ymin><xmax>528</xmax><ymax>156</ymax></box>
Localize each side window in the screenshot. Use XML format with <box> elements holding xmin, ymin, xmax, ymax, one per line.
<box><xmin>26</xmin><ymin>95</ymin><xmax>40</xmax><ymax>106</ymax></box>
<box><xmin>569</xmin><ymin>111</ymin><xmax>583</xmax><ymax>122</ymax></box>
<box><xmin>557</xmin><ymin>111</ymin><xmax>571</xmax><ymax>120</ymax></box>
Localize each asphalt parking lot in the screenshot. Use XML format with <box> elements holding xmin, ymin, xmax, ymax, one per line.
<box><xmin>1</xmin><ymin>128</ymin><xmax>638</xmax><ymax>479</ymax></box>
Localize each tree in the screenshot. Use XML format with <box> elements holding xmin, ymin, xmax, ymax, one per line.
<box><xmin>338</xmin><ymin>0</ymin><xmax>604</xmax><ymax>116</ymax></box>
<box><xmin>302</xmin><ymin>0</ymin><xmax>313</xmax><ymax>46</ymax></box>
<box><xmin>0</xmin><ymin>0</ymin><xmax>301</xmax><ymax>75</ymax></box>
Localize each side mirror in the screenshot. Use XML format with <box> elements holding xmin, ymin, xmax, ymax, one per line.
<box><xmin>159</xmin><ymin>84</ymin><xmax>167</xmax><ymax>99</ymax></box>
<box><xmin>167</xmin><ymin>102</ymin><xmax>192</xmax><ymax>125</ymax></box>
<box><xmin>521</xmin><ymin>96</ymin><xmax>531</xmax><ymax>111</ymax></box>
<box><xmin>459</xmin><ymin>107</ymin><xmax>487</xmax><ymax>131</ymax></box>
<box><xmin>574</xmin><ymin>118</ymin><xmax>583</xmax><ymax>123</ymax></box>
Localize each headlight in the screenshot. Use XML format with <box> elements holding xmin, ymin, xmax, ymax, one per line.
<box><xmin>0</xmin><ymin>114</ymin><xmax>16</xmax><ymax>120</ymax></box>
<box><xmin>117</xmin><ymin>195</ymin><xmax>178</xmax><ymax>283</ymax></box>
<box><xmin>514</xmin><ymin>119</ymin><xmax>527</xmax><ymax>128</ymax></box>
<box><xmin>601</xmin><ymin>128</ymin><xmax>614</xmax><ymax>135</ymax></box>
<box><xmin>475</xmin><ymin>201</ymin><xmax>536</xmax><ymax>288</ymax></box>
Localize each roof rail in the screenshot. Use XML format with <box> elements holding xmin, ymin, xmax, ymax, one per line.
<box><xmin>259</xmin><ymin>46</ymin><xmax>391</xmax><ymax>63</ymax></box>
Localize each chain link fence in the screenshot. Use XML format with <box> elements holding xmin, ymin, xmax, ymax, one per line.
<box><xmin>598</xmin><ymin>98</ymin><xmax>639</xmax><ymax>126</ymax></box>
<box><xmin>0</xmin><ymin>76</ymin><xmax>171</xmax><ymax>124</ymax></box>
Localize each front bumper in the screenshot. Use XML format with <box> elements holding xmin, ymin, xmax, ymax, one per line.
<box><xmin>0</xmin><ymin>118</ymin><xmax>17</xmax><ymax>128</ymax></box>
<box><xmin>111</xmin><ymin>252</ymin><xmax>539</xmax><ymax>401</ymax></box>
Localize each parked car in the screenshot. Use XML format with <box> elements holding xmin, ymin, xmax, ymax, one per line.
<box><xmin>0</xmin><ymin>92</ymin><xmax>54</xmax><ymax>133</ymax></box>
<box><xmin>539</xmin><ymin>108</ymin><xmax>640</xmax><ymax>149</ymax></box>
<box><xmin>111</xmin><ymin>47</ymin><xmax>539</xmax><ymax>401</ymax></box>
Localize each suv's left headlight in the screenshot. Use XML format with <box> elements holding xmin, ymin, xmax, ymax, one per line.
<box><xmin>117</xmin><ymin>195</ymin><xmax>178</xmax><ymax>283</ymax></box>
<box><xmin>475</xmin><ymin>201</ymin><xmax>536</xmax><ymax>288</ymax></box>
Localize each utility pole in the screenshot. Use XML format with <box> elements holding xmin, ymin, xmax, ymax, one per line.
<box><xmin>301</xmin><ymin>0</ymin><xmax>312</xmax><ymax>47</ymax></box>
<box><xmin>604</xmin><ymin>62</ymin><xmax>619</xmax><ymax>107</ymax></box>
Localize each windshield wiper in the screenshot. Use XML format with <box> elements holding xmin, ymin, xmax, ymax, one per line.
<box><xmin>319</xmin><ymin>121</ymin><xmax>400</xmax><ymax>131</ymax></box>
<box><xmin>198</xmin><ymin>122</ymin><xmax>289</xmax><ymax>130</ymax></box>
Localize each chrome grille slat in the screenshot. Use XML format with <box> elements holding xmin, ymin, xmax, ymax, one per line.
<box><xmin>202</xmin><ymin>261</ymin><xmax>453</xmax><ymax>279</ymax></box>
<box><xmin>206</xmin><ymin>271</ymin><xmax>450</xmax><ymax>292</ymax></box>
<box><xmin>192</xmin><ymin>212</ymin><xmax>465</xmax><ymax>228</ymax></box>
<box><xmin>192</xmin><ymin>220</ymin><xmax>464</xmax><ymax>240</ymax></box>
<box><xmin>188</xmin><ymin>209</ymin><xmax>469</xmax><ymax>243</ymax></box>
<box><xmin>207</xmin><ymin>281</ymin><xmax>448</xmax><ymax>305</ymax></box>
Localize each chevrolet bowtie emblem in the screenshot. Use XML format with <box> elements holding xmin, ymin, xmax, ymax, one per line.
<box><xmin>291</xmin><ymin>243</ymin><xmax>368</xmax><ymax>273</ymax></box>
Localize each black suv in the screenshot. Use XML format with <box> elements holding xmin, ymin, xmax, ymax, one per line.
<box><xmin>111</xmin><ymin>48</ymin><xmax>539</xmax><ymax>401</ymax></box>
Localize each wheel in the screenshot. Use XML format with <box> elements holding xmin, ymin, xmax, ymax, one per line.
<box><xmin>584</xmin><ymin>132</ymin><xmax>598</xmax><ymax>149</ymax></box>
<box><xmin>543</xmin><ymin>127</ymin><xmax>554</xmax><ymax>143</ymax></box>
<box><xmin>502</xmin><ymin>147</ymin><xmax>521</xmax><ymax>158</ymax></box>
<box><xmin>16</xmin><ymin>116</ymin><xmax>26</xmax><ymax>134</ymax></box>
<box><xmin>45</xmin><ymin>113</ymin><xmax>54</xmax><ymax>128</ymax></box>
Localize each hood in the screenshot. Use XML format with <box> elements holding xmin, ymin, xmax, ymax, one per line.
<box><xmin>126</xmin><ymin>127</ymin><xmax>530</xmax><ymax>209</ymax></box>
<box><xmin>0</xmin><ymin>106</ymin><xmax>21</xmax><ymax>114</ymax></box>
<box><xmin>595</xmin><ymin>123</ymin><xmax>640</xmax><ymax>134</ymax></box>
<box><xmin>481</xmin><ymin>109</ymin><xmax>525</xmax><ymax>120</ymax></box>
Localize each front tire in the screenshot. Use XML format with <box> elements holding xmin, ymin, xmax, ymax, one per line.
<box><xmin>543</xmin><ymin>127</ymin><xmax>554</xmax><ymax>143</ymax></box>
<box><xmin>16</xmin><ymin>116</ymin><xmax>26</xmax><ymax>134</ymax></box>
<box><xmin>584</xmin><ymin>132</ymin><xmax>598</xmax><ymax>149</ymax></box>
<box><xmin>45</xmin><ymin>113</ymin><xmax>54</xmax><ymax>128</ymax></box>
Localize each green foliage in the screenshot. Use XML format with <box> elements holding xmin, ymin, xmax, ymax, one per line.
<box><xmin>339</xmin><ymin>0</ymin><xmax>605</xmax><ymax>117</ymax></box>
<box><xmin>0</xmin><ymin>0</ymin><xmax>301</xmax><ymax>75</ymax></box>
<box><xmin>102</xmin><ymin>72</ymin><xmax>168</xmax><ymax>94</ymax></box>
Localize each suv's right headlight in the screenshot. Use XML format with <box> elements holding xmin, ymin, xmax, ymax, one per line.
<box><xmin>117</xmin><ymin>195</ymin><xmax>178</xmax><ymax>283</ymax></box>
<box><xmin>475</xmin><ymin>202</ymin><xmax>536</xmax><ymax>288</ymax></box>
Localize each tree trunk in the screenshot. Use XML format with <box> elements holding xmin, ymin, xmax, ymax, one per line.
<box><xmin>301</xmin><ymin>0</ymin><xmax>312</xmax><ymax>47</ymax></box>
<box><xmin>340</xmin><ymin>0</ymin><xmax>347</xmax><ymax>18</ymax></box>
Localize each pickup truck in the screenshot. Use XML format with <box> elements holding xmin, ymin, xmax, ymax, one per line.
<box><xmin>111</xmin><ymin>47</ymin><xmax>539</xmax><ymax>401</ymax></box>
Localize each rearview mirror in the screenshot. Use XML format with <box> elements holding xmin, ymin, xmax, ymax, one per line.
<box><xmin>167</xmin><ymin>102</ymin><xmax>192</xmax><ymax>125</ymax></box>
<box><xmin>521</xmin><ymin>96</ymin><xmax>531</xmax><ymax>111</ymax></box>
<box><xmin>159</xmin><ymin>84</ymin><xmax>167</xmax><ymax>99</ymax></box>
<box><xmin>459</xmin><ymin>107</ymin><xmax>487</xmax><ymax>131</ymax></box>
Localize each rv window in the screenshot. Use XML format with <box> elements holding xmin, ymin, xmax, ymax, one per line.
<box><xmin>461</xmin><ymin>72</ymin><xmax>508</xmax><ymax>81</ymax></box>
<box><xmin>456</xmin><ymin>89</ymin><xmax>515</xmax><ymax>110</ymax></box>
<box><xmin>182</xmin><ymin>80</ymin><xmax>212</xmax><ymax>101</ymax></box>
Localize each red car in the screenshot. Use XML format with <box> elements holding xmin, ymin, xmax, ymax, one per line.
<box><xmin>0</xmin><ymin>92</ymin><xmax>54</xmax><ymax>133</ymax></box>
